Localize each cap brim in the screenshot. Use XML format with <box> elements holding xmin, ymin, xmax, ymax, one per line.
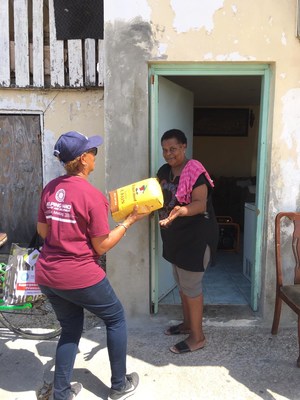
<box><xmin>88</xmin><ymin>135</ymin><xmax>103</xmax><ymax>148</ymax></box>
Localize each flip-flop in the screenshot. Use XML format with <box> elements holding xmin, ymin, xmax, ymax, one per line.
<box><xmin>169</xmin><ymin>340</ymin><xmax>205</xmax><ymax>354</ymax></box>
<box><xmin>164</xmin><ymin>324</ymin><xmax>190</xmax><ymax>336</ymax></box>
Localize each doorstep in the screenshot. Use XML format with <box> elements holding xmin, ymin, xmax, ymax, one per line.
<box><xmin>158</xmin><ymin>303</ymin><xmax>260</xmax><ymax>326</ymax></box>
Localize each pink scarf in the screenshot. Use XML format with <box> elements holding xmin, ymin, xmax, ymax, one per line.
<box><xmin>176</xmin><ymin>159</ymin><xmax>214</xmax><ymax>204</ymax></box>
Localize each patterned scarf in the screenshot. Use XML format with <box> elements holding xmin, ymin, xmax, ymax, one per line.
<box><xmin>176</xmin><ymin>159</ymin><xmax>214</xmax><ymax>204</ymax></box>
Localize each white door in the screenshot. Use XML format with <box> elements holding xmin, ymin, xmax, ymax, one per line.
<box><xmin>153</xmin><ymin>76</ymin><xmax>194</xmax><ymax>303</ymax></box>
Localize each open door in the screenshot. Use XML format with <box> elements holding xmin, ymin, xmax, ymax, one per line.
<box><xmin>150</xmin><ymin>64</ymin><xmax>271</xmax><ymax>314</ymax></box>
<box><xmin>150</xmin><ymin>75</ymin><xmax>194</xmax><ymax>311</ymax></box>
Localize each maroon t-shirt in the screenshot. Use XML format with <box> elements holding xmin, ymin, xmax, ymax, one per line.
<box><xmin>36</xmin><ymin>175</ymin><xmax>109</xmax><ymax>289</ymax></box>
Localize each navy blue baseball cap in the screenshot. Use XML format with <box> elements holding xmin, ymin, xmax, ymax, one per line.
<box><xmin>53</xmin><ymin>131</ymin><xmax>103</xmax><ymax>163</ymax></box>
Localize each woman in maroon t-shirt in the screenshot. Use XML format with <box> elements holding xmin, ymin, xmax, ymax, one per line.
<box><xmin>37</xmin><ymin>131</ymin><xmax>148</xmax><ymax>400</ymax></box>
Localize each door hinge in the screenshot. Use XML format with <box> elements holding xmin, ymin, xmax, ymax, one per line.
<box><xmin>150</xmin><ymin>302</ymin><xmax>155</xmax><ymax>313</ymax></box>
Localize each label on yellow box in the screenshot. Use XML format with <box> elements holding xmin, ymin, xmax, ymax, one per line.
<box><xmin>109</xmin><ymin>178</ymin><xmax>164</xmax><ymax>222</ymax></box>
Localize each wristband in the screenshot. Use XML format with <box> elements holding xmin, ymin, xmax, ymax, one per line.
<box><xmin>116</xmin><ymin>223</ymin><xmax>128</xmax><ymax>234</ymax></box>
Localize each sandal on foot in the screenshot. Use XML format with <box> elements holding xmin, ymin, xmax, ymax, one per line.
<box><xmin>170</xmin><ymin>340</ymin><xmax>205</xmax><ymax>354</ymax></box>
<box><xmin>164</xmin><ymin>324</ymin><xmax>190</xmax><ymax>336</ymax></box>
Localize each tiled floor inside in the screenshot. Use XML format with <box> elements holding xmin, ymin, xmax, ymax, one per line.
<box><xmin>159</xmin><ymin>250</ymin><xmax>251</xmax><ymax>306</ymax></box>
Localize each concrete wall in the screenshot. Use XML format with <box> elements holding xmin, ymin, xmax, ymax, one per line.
<box><xmin>104</xmin><ymin>13</ymin><xmax>153</xmax><ymax>318</ymax></box>
<box><xmin>105</xmin><ymin>0</ymin><xmax>300</xmax><ymax>325</ymax></box>
<box><xmin>0</xmin><ymin>89</ymin><xmax>105</xmax><ymax>191</ymax></box>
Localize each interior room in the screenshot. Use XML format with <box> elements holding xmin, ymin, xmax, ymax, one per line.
<box><xmin>159</xmin><ymin>75</ymin><xmax>261</xmax><ymax>307</ymax></box>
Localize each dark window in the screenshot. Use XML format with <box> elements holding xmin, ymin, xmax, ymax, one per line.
<box><xmin>53</xmin><ymin>0</ymin><xmax>104</xmax><ymax>40</ymax></box>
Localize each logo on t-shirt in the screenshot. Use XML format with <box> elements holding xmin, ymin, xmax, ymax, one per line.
<box><xmin>55</xmin><ymin>189</ymin><xmax>66</xmax><ymax>202</ymax></box>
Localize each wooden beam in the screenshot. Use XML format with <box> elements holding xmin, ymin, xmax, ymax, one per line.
<box><xmin>0</xmin><ymin>0</ymin><xmax>10</xmax><ymax>86</ymax></box>
<box><xmin>49</xmin><ymin>0</ymin><xmax>65</xmax><ymax>87</ymax></box>
<box><xmin>32</xmin><ymin>0</ymin><xmax>44</xmax><ymax>87</ymax></box>
<box><xmin>14</xmin><ymin>0</ymin><xmax>30</xmax><ymax>87</ymax></box>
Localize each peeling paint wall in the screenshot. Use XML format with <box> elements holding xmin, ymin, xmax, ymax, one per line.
<box><xmin>0</xmin><ymin>89</ymin><xmax>105</xmax><ymax>190</ymax></box>
<box><xmin>105</xmin><ymin>0</ymin><xmax>300</xmax><ymax>323</ymax></box>
<box><xmin>275</xmin><ymin>89</ymin><xmax>300</xmax><ymax>210</ymax></box>
<box><xmin>170</xmin><ymin>0</ymin><xmax>224</xmax><ymax>34</ymax></box>
<box><xmin>104</xmin><ymin>16</ymin><xmax>153</xmax><ymax>317</ymax></box>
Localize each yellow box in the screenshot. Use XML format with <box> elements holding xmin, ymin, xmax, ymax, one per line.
<box><xmin>109</xmin><ymin>178</ymin><xmax>164</xmax><ymax>222</ymax></box>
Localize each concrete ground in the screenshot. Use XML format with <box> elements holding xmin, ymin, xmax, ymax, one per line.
<box><xmin>0</xmin><ymin>305</ymin><xmax>299</xmax><ymax>400</ymax></box>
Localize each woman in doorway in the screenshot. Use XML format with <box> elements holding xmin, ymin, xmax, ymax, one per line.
<box><xmin>157</xmin><ymin>129</ymin><xmax>218</xmax><ymax>354</ymax></box>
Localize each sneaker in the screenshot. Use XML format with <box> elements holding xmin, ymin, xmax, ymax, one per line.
<box><xmin>36</xmin><ymin>381</ymin><xmax>53</xmax><ymax>399</ymax></box>
<box><xmin>68</xmin><ymin>382</ymin><xmax>83</xmax><ymax>400</ymax></box>
<box><xmin>108</xmin><ymin>372</ymin><xmax>139</xmax><ymax>400</ymax></box>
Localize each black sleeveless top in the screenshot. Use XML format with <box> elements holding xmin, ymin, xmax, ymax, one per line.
<box><xmin>157</xmin><ymin>163</ymin><xmax>219</xmax><ymax>272</ymax></box>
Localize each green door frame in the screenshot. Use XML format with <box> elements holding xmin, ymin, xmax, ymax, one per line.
<box><xmin>149</xmin><ymin>63</ymin><xmax>272</xmax><ymax>312</ymax></box>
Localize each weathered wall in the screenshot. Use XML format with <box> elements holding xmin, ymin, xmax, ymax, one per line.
<box><xmin>104</xmin><ymin>14</ymin><xmax>153</xmax><ymax>318</ymax></box>
<box><xmin>105</xmin><ymin>0</ymin><xmax>300</xmax><ymax>324</ymax></box>
<box><xmin>0</xmin><ymin>89</ymin><xmax>105</xmax><ymax>191</ymax></box>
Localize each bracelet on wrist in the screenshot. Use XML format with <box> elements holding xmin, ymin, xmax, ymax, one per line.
<box><xmin>116</xmin><ymin>223</ymin><xmax>128</xmax><ymax>234</ymax></box>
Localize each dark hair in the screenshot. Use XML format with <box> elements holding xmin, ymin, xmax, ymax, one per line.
<box><xmin>161</xmin><ymin>129</ymin><xmax>187</xmax><ymax>145</ymax></box>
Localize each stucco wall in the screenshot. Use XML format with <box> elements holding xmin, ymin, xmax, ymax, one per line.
<box><xmin>105</xmin><ymin>0</ymin><xmax>300</xmax><ymax>324</ymax></box>
<box><xmin>0</xmin><ymin>89</ymin><xmax>105</xmax><ymax>191</ymax></box>
<box><xmin>104</xmin><ymin>17</ymin><xmax>152</xmax><ymax>318</ymax></box>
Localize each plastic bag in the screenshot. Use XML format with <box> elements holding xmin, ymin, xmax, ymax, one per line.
<box><xmin>3</xmin><ymin>243</ymin><xmax>43</xmax><ymax>305</ymax></box>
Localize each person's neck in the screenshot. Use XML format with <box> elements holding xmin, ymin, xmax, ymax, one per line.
<box><xmin>171</xmin><ymin>158</ymin><xmax>188</xmax><ymax>176</ymax></box>
<box><xmin>68</xmin><ymin>171</ymin><xmax>88</xmax><ymax>180</ymax></box>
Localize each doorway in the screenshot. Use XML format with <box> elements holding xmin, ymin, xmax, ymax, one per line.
<box><xmin>149</xmin><ymin>64</ymin><xmax>271</xmax><ymax>314</ymax></box>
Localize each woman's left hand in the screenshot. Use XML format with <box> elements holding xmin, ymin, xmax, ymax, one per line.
<box><xmin>159</xmin><ymin>206</ymin><xmax>184</xmax><ymax>227</ymax></box>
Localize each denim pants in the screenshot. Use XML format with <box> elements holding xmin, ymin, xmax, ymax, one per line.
<box><xmin>40</xmin><ymin>277</ymin><xmax>127</xmax><ymax>400</ymax></box>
